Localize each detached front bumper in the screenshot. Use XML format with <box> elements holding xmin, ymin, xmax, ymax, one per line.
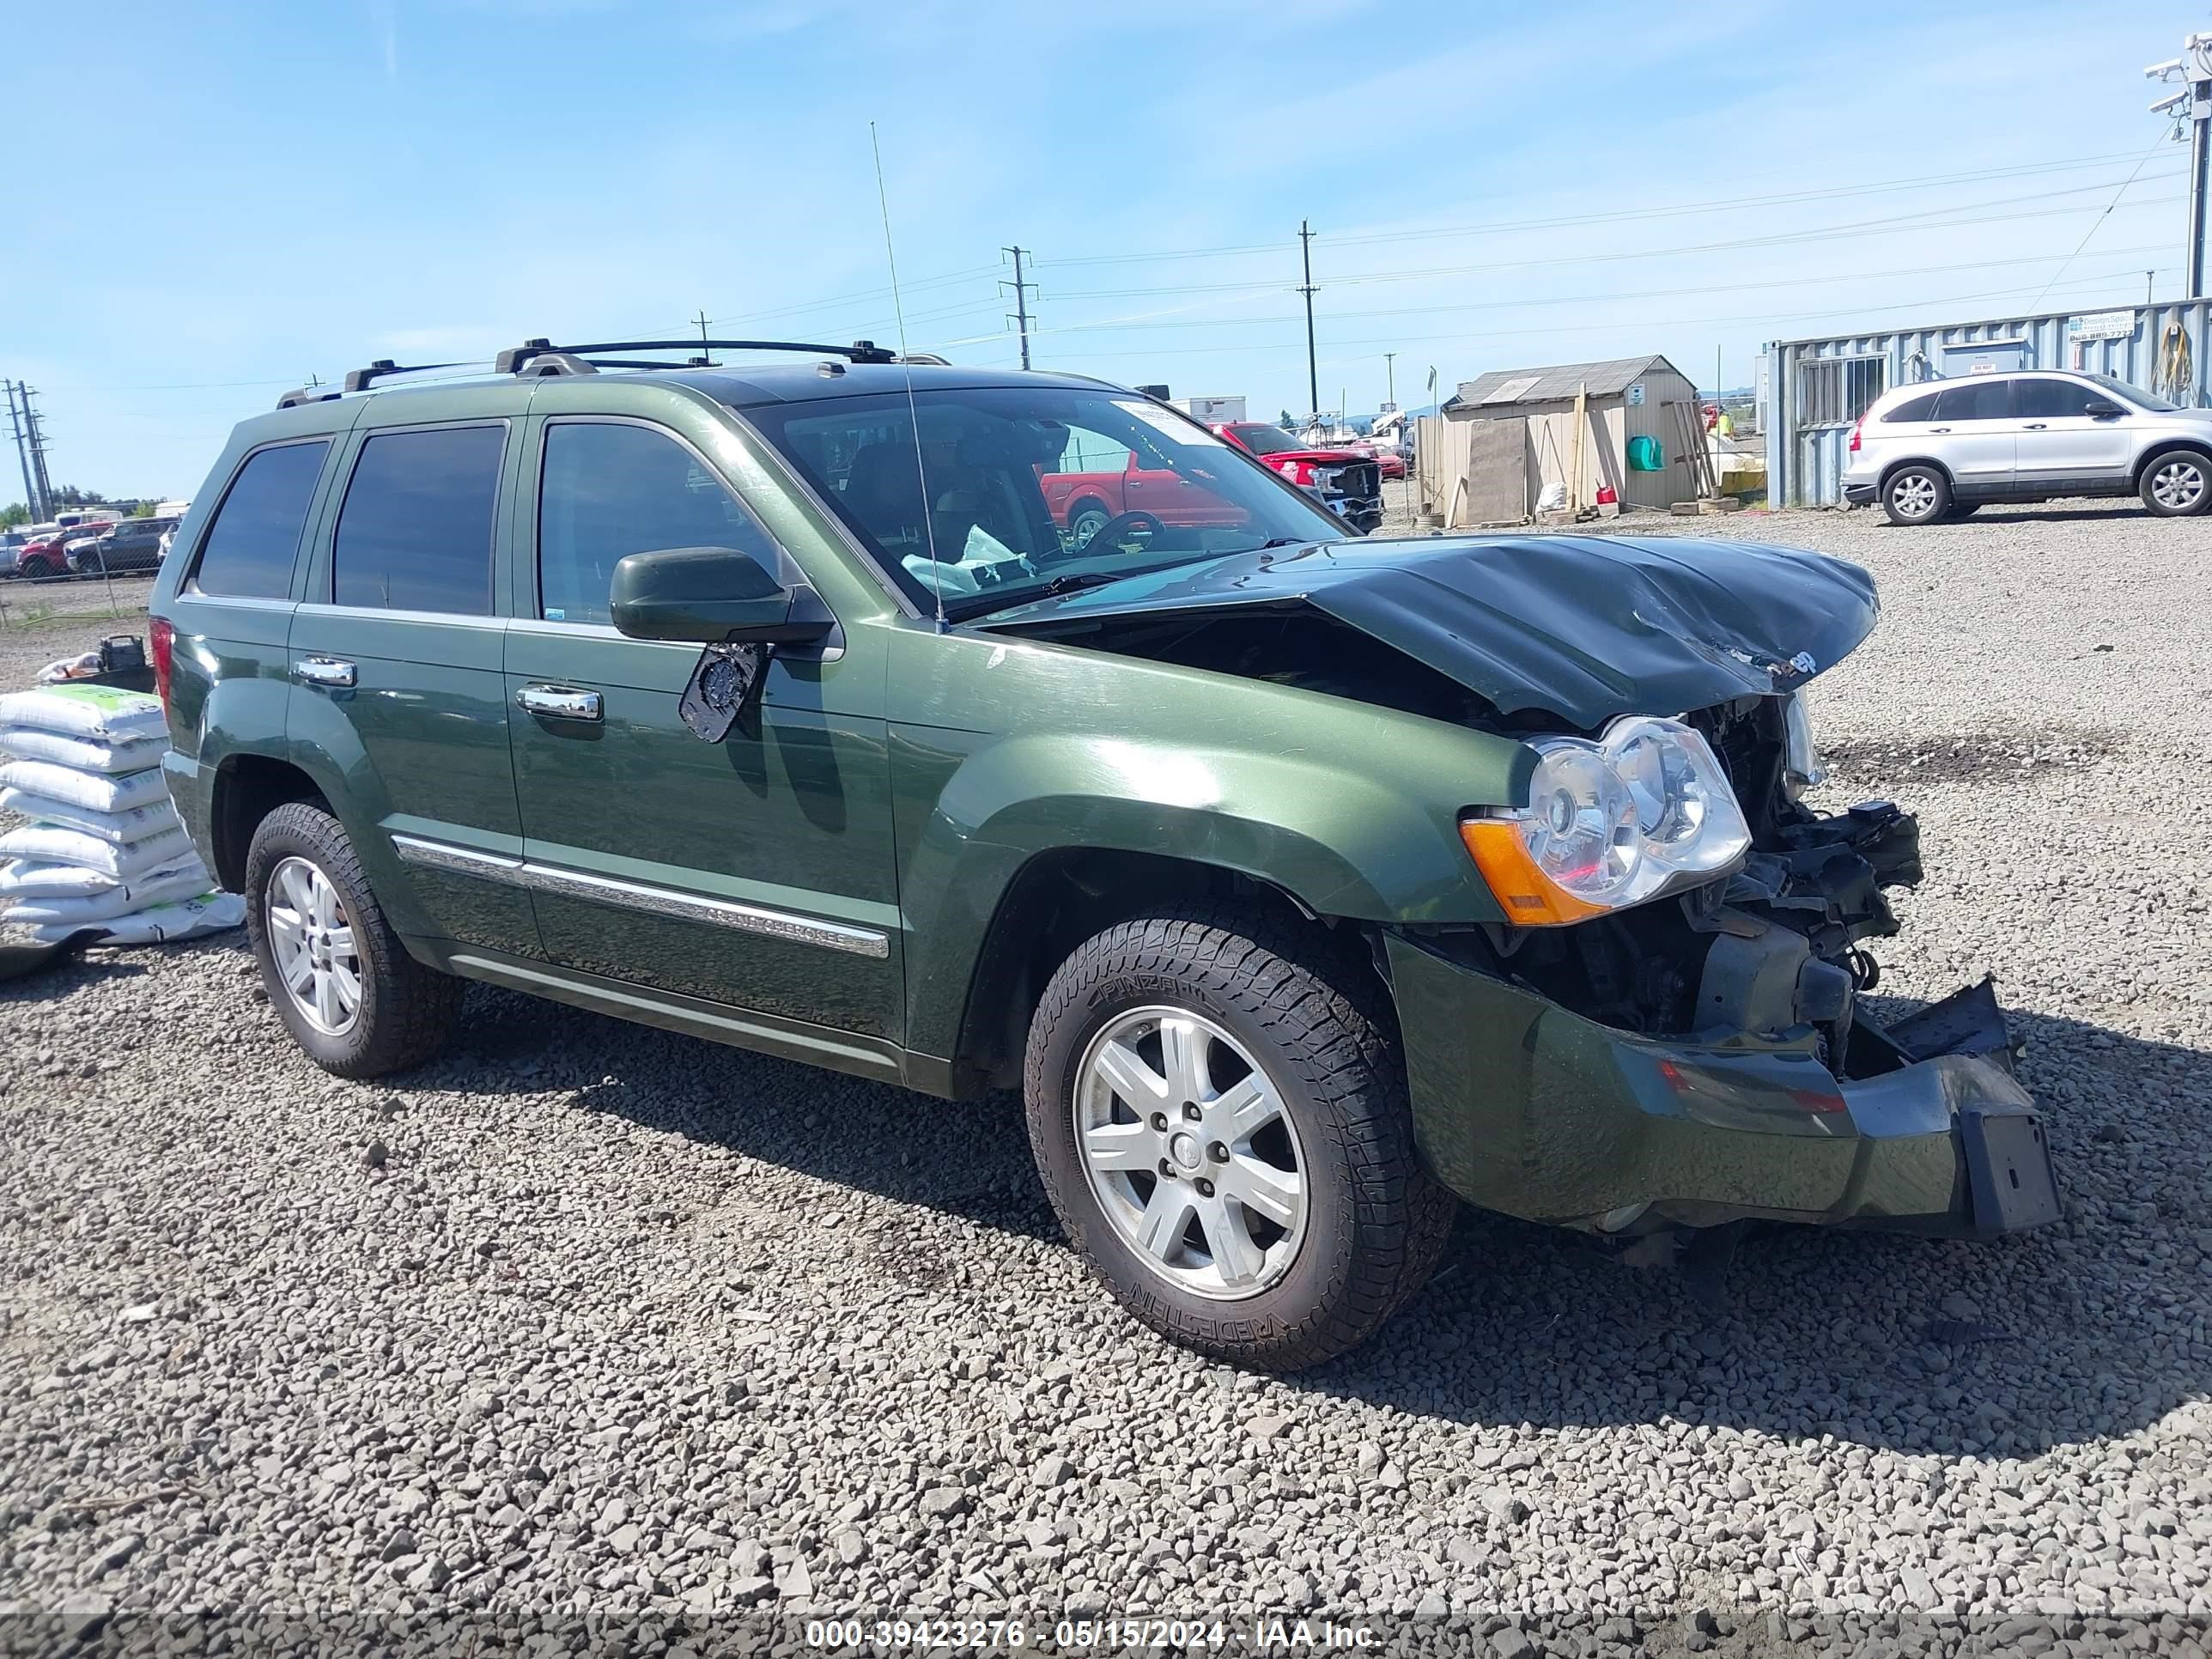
<box><xmin>1385</xmin><ymin>934</ymin><xmax>2061</xmax><ymax>1238</ymax></box>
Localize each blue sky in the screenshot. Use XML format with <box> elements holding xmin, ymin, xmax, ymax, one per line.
<box><xmin>6</xmin><ymin>0</ymin><xmax>2203</xmax><ymax>497</ymax></box>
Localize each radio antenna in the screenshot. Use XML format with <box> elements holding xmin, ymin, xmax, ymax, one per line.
<box><xmin>870</xmin><ymin>121</ymin><xmax>945</xmax><ymax>629</ymax></box>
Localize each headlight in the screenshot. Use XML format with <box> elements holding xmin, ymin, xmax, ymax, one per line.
<box><xmin>1782</xmin><ymin>691</ymin><xmax>1826</xmax><ymax>799</ymax></box>
<box><xmin>1460</xmin><ymin>715</ymin><xmax>1751</xmax><ymax>925</ymax></box>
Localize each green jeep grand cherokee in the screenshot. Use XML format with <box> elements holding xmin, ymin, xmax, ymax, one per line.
<box><xmin>148</xmin><ymin>341</ymin><xmax>2060</xmax><ymax>1370</ymax></box>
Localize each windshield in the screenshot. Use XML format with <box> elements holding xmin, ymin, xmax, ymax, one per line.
<box><xmin>1226</xmin><ymin>422</ymin><xmax>1308</xmax><ymax>458</ymax></box>
<box><xmin>744</xmin><ymin>386</ymin><xmax>1346</xmax><ymax>617</ymax></box>
<box><xmin>2082</xmin><ymin>371</ymin><xmax>2179</xmax><ymax>413</ymax></box>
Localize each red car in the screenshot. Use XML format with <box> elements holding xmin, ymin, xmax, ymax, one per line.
<box><xmin>1211</xmin><ymin>422</ymin><xmax>1383</xmax><ymax>532</ymax></box>
<box><xmin>15</xmin><ymin>527</ymin><xmax>79</xmax><ymax>580</ymax></box>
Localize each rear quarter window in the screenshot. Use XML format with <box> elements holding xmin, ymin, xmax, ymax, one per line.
<box><xmin>1881</xmin><ymin>391</ymin><xmax>1941</xmax><ymax>423</ymax></box>
<box><xmin>190</xmin><ymin>440</ymin><xmax>331</xmax><ymax>599</ymax></box>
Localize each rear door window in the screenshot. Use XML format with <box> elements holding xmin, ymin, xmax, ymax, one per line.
<box><xmin>1932</xmin><ymin>380</ymin><xmax>2014</xmax><ymax>422</ymax></box>
<box><xmin>191</xmin><ymin>440</ymin><xmax>331</xmax><ymax>599</ymax></box>
<box><xmin>332</xmin><ymin>424</ymin><xmax>504</xmax><ymax>614</ymax></box>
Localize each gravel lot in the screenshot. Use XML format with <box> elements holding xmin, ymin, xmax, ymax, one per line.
<box><xmin>3</xmin><ymin>503</ymin><xmax>2210</xmax><ymax>1656</ymax></box>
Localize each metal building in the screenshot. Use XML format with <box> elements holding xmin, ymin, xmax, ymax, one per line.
<box><xmin>1764</xmin><ymin>299</ymin><xmax>2212</xmax><ymax>507</ymax></box>
<box><xmin>1431</xmin><ymin>355</ymin><xmax>1705</xmax><ymax>521</ymax></box>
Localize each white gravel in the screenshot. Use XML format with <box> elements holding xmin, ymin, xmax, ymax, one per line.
<box><xmin>3</xmin><ymin>501</ymin><xmax>2210</xmax><ymax>1655</ymax></box>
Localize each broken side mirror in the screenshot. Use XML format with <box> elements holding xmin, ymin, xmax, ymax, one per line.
<box><xmin>609</xmin><ymin>546</ymin><xmax>832</xmax><ymax>646</ymax></box>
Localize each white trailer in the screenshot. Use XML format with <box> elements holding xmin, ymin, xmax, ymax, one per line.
<box><xmin>1169</xmin><ymin>395</ymin><xmax>1246</xmax><ymax>424</ymax></box>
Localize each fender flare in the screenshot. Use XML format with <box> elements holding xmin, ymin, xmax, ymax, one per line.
<box><xmin>898</xmin><ymin>728</ymin><xmax>1520</xmax><ymax>1060</ymax></box>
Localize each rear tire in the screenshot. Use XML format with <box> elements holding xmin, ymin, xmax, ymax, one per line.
<box><xmin>245</xmin><ymin>801</ymin><xmax>463</xmax><ymax>1078</ymax></box>
<box><xmin>2141</xmin><ymin>451</ymin><xmax>2211</xmax><ymax>517</ymax></box>
<box><xmin>1024</xmin><ymin>909</ymin><xmax>1455</xmax><ymax>1370</ymax></box>
<box><xmin>1066</xmin><ymin>501</ymin><xmax>1112</xmax><ymax>547</ymax></box>
<box><xmin>1881</xmin><ymin>465</ymin><xmax>1951</xmax><ymax>526</ymax></box>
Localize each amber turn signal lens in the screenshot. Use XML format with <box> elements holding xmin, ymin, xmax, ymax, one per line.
<box><xmin>1458</xmin><ymin>818</ymin><xmax>1607</xmax><ymax>927</ymax></box>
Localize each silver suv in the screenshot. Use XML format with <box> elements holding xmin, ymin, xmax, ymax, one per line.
<box><xmin>1841</xmin><ymin>369</ymin><xmax>2212</xmax><ymax>525</ymax></box>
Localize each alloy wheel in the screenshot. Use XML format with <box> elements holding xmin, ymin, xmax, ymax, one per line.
<box><xmin>2151</xmin><ymin>459</ymin><xmax>2206</xmax><ymax>513</ymax></box>
<box><xmin>1073</xmin><ymin>1006</ymin><xmax>1307</xmax><ymax>1300</ymax></box>
<box><xmin>265</xmin><ymin>855</ymin><xmax>362</xmax><ymax>1035</ymax></box>
<box><xmin>1890</xmin><ymin>474</ymin><xmax>1939</xmax><ymax>520</ymax></box>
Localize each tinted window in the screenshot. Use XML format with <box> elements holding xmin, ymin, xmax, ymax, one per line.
<box><xmin>333</xmin><ymin>425</ymin><xmax>503</xmax><ymax>614</ymax></box>
<box><xmin>191</xmin><ymin>440</ymin><xmax>330</xmax><ymax>599</ymax></box>
<box><xmin>537</xmin><ymin>422</ymin><xmax>780</xmax><ymax>627</ymax></box>
<box><xmin>1228</xmin><ymin>423</ymin><xmax>1304</xmax><ymax>457</ymax></box>
<box><xmin>1932</xmin><ymin>380</ymin><xmax>2013</xmax><ymax>422</ymax></box>
<box><xmin>2015</xmin><ymin>379</ymin><xmax>2108</xmax><ymax>419</ymax></box>
<box><xmin>1883</xmin><ymin>392</ymin><xmax>1941</xmax><ymax>423</ymax></box>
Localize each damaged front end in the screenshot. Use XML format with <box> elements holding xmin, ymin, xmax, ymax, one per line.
<box><xmin>1388</xmin><ymin>693</ymin><xmax>2062</xmax><ymax>1245</ymax></box>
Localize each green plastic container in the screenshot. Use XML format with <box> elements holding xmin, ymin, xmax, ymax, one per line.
<box><xmin>1626</xmin><ymin>435</ymin><xmax>1665</xmax><ymax>471</ymax></box>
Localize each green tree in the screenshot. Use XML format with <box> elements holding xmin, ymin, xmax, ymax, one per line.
<box><xmin>0</xmin><ymin>503</ymin><xmax>27</xmax><ymax>528</ymax></box>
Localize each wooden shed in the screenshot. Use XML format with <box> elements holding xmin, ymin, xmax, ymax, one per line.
<box><xmin>1419</xmin><ymin>355</ymin><xmax>1706</xmax><ymax>524</ymax></box>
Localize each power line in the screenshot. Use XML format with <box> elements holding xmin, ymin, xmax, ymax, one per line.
<box><xmin>956</xmin><ymin>244</ymin><xmax>2172</xmax><ymax>345</ymax></box>
<box><xmin>1029</xmin><ymin>149</ymin><xmax>2169</xmax><ymax>268</ymax></box>
<box><xmin>1042</xmin><ymin>179</ymin><xmax>2181</xmax><ymax>300</ymax></box>
<box><xmin>1012</xmin><ymin>264</ymin><xmax>2167</xmax><ymax>364</ymax></box>
<box><xmin>2030</xmin><ymin>139</ymin><xmax>2171</xmax><ymax>309</ymax></box>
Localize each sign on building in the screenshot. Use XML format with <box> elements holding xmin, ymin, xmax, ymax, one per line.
<box><xmin>2069</xmin><ymin>309</ymin><xmax>2139</xmax><ymax>343</ymax></box>
<box><xmin>1626</xmin><ymin>383</ymin><xmax>1646</xmax><ymax>406</ymax></box>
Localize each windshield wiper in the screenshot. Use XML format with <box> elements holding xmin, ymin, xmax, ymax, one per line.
<box><xmin>942</xmin><ymin>568</ymin><xmax>1142</xmax><ymax>623</ymax></box>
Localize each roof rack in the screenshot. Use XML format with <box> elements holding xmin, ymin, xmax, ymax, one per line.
<box><xmin>273</xmin><ymin>337</ymin><xmax>912</xmax><ymax>410</ymax></box>
<box><xmin>494</xmin><ymin>337</ymin><xmax>900</xmax><ymax>375</ymax></box>
<box><xmin>276</xmin><ymin>358</ymin><xmax>474</xmax><ymax>410</ymax></box>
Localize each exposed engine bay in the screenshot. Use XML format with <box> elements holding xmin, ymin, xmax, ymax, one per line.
<box><xmin>984</xmin><ymin>548</ymin><xmax>2009</xmax><ymax>1082</ymax></box>
<box><xmin>1394</xmin><ymin>693</ymin><xmax>2009</xmax><ymax>1093</ymax></box>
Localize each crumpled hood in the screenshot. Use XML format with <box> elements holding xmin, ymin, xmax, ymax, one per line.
<box><xmin>979</xmin><ymin>533</ymin><xmax>1879</xmax><ymax>729</ymax></box>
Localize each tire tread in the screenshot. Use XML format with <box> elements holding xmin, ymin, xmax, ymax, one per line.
<box><xmin>1024</xmin><ymin>908</ymin><xmax>1454</xmax><ymax>1370</ymax></box>
<box><xmin>245</xmin><ymin>801</ymin><xmax>463</xmax><ymax>1079</ymax></box>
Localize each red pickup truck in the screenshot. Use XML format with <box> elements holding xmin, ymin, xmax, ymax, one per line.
<box><xmin>1034</xmin><ymin>419</ymin><xmax>1384</xmax><ymax>544</ymax></box>
<box><xmin>1036</xmin><ymin>437</ymin><xmax>1248</xmax><ymax>545</ymax></box>
<box><xmin>1211</xmin><ymin>422</ymin><xmax>1383</xmax><ymax>532</ymax></box>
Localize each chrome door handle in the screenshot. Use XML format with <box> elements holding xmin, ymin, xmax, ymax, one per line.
<box><xmin>516</xmin><ymin>684</ymin><xmax>603</xmax><ymax>721</ymax></box>
<box><xmin>1930</xmin><ymin>426</ymin><xmax>1952</xmax><ymax>433</ymax></box>
<box><xmin>295</xmin><ymin>657</ymin><xmax>356</xmax><ymax>689</ymax></box>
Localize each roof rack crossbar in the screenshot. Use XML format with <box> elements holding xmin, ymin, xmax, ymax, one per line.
<box><xmin>343</xmin><ymin>358</ymin><xmax>471</xmax><ymax>394</ymax></box>
<box><xmin>275</xmin><ymin>359</ymin><xmax>477</xmax><ymax>410</ymax></box>
<box><xmin>495</xmin><ymin>337</ymin><xmax>899</xmax><ymax>375</ymax></box>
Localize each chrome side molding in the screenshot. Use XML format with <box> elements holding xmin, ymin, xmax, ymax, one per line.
<box><xmin>390</xmin><ymin>834</ymin><xmax>890</xmax><ymax>959</ymax></box>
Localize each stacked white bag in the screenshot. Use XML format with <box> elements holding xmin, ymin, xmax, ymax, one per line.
<box><xmin>0</xmin><ymin>683</ymin><xmax>244</xmax><ymax>945</ymax></box>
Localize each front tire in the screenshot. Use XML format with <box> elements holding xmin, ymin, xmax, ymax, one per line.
<box><xmin>245</xmin><ymin>801</ymin><xmax>463</xmax><ymax>1078</ymax></box>
<box><xmin>1881</xmin><ymin>465</ymin><xmax>1951</xmax><ymax>526</ymax></box>
<box><xmin>1024</xmin><ymin>911</ymin><xmax>1454</xmax><ymax>1370</ymax></box>
<box><xmin>2141</xmin><ymin>451</ymin><xmax>2211</xmax><ymax>517</ymax></box>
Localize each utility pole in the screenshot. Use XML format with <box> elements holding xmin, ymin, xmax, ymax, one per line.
<box><xmin>2148</xmin><ymin>33</ymin><xmax>2212</xmax><ymax>298</ymax></box>
<box><xmin>1298</xmin><ymin>221</ymin><xmax>1319</xmax><ymax>419</ymax></box>
<box><xmin>693</xmin><ymin>311</ymin><xmax>712</xmax><ymax>353</ymax></box>
<box><xmin>23</xmin><ymin>389</ymin><xmax>53</xmax><ymax>520</ymax></box>
<box><xmin>1000</xmin><ymin>246</ymin><xmax>1036</xmax><ymax>370</ymax></box>
<box><xmin>1382</xmin><ymin>352</ymin><xmax>1396</xmax><ymax>409</ymax></box>
<box><xmin>4</xmin><ymin>383</ymin><xmax>35</xmax><ymax>520</ymax></box>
